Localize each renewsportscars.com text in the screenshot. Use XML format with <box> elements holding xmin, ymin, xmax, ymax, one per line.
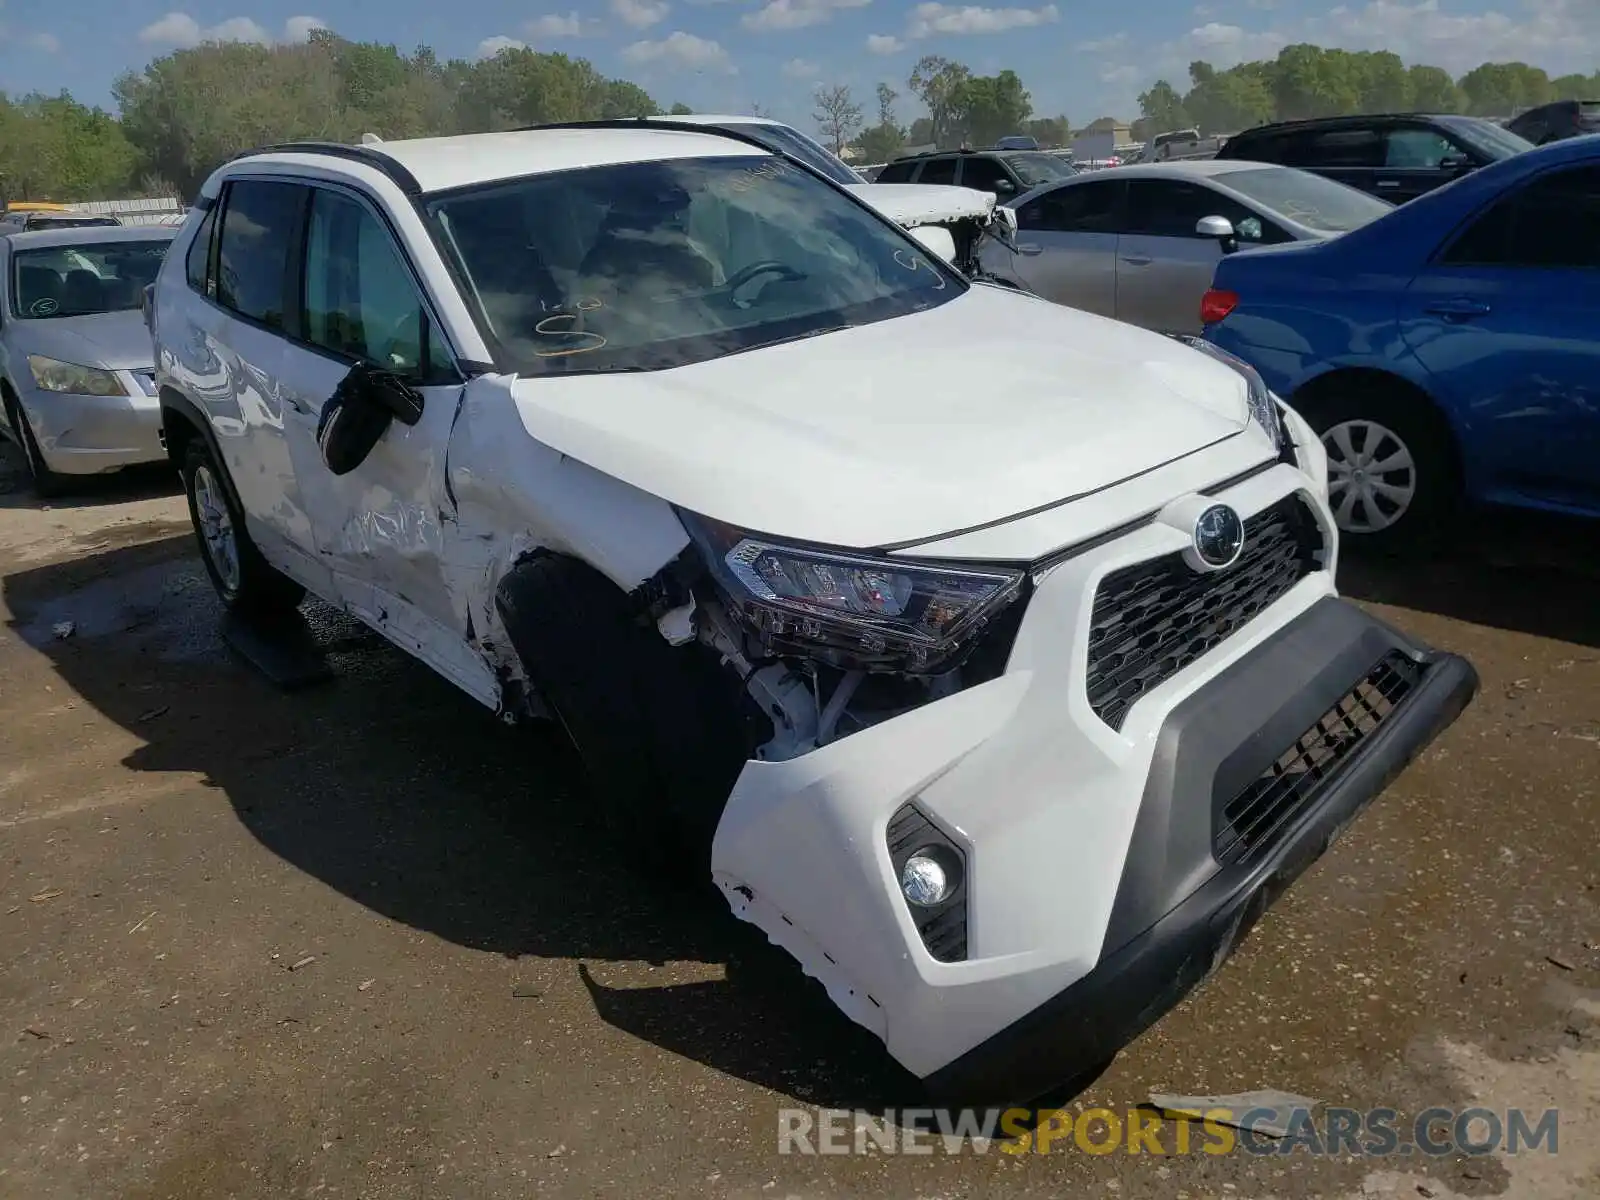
<box><xmin>777</xmin><ymin>1106</ymin><xmax>1560</xmax><ymax>1157</ymax></box>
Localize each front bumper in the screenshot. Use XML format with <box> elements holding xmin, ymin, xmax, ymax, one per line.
<box><xmin>711</xmin><ymin>466</ymin><xmax>1475</xmax><ymax>1103</ymax></box>
<box><xmin>16</xmin><ymin>373</ymin><xmax>164</xmax><ymax>474</ymax></box>
<box><xmin>922</xmin><ymin>596</ymin><xmax>1477</xmax><ymax>1104</ymax></box>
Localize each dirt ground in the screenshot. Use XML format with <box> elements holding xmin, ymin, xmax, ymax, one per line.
<box><xmin>1</xmin><ymin>444</ymin><xmax>1596</xmax><ymax>1200</ymax></box>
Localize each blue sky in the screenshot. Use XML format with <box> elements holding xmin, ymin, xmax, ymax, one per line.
<box><xmin>4</xmin><ymin>1</ymin><xmax>1597</xmax><ymax>130</ymax></box>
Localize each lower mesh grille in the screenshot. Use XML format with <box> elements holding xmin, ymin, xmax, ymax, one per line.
<box><xmin>1214</xmin><ymin>652</ymin><xmax>1418</xmax><ymax>865</ymax></box>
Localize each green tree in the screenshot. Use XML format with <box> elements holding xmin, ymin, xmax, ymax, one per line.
<box><xmin>854</xmin><ymin>82</ymin><xmax>905</xmax><ymax>163</ymax></box>
<box><xmin>908</xmin><ymin>55</ymin><xmax>971</xmax><ymax>148</ymax></box>
<box><xmin>668</xmin><ymin>101</ymin><xmax>693</xmax><ymax>115</ymax></box>
<box><xmin>1023</xmin><ymin>115</ymin><xmax>1069</xmax><ymax>147</ymax></box>
<box><xmin>1408</xmin><ymin>65</ymin><xmax>1462</xmax><ymax>112</ymax></box>
<box><xmin>1458</xmin><ymin>61</ymin><xmax>1553</xmax><ymax>114</ymax></box>
<box><xmin>1137</xmin><ymin>79</ymin><xmax>1190</xmax><ymax>132</ymax></box>
<box><xmin>0</xmin><ymin>92</ymin><xmax>139</xmax><ymax>202</ymax></box>
<box><xmin>1184</xmin><ymin>62</ymin><xmax>1273</xmax><ymax>133</ymax></box>
<box><xmin>956</xmin><ymin>69</ymin><xmax>1032</xmax><ymax>147</ymax></box>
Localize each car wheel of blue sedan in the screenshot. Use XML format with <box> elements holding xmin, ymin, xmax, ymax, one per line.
<box><xmin>1299</xmin><ymin>386</ymin><xmax>1459</xmax><ymax>553</ymax></box>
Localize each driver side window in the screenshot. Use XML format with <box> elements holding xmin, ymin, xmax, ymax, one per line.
<box><xmin>302</xmin><ymin>188</ymin><xmax>433</xmax><ymax>379</ymax></box>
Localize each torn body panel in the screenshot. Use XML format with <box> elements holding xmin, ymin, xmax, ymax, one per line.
<box><xmin>438</xmin><ymin>372</ymin><xmax>693</xmax><ymax>713</ymax></box>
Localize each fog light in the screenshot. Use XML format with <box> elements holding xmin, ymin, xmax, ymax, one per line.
<box><xmin>901</xmin><ymin>846</ymin><xmax>959</xmax><ymax>907</ymax></box>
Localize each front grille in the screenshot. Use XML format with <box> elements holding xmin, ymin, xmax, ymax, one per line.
<box><xmin>1086</xmin><ymin>495</ymin><xmax>1322</xmax><ymax>730</ymax></box>
<box><xmin>1214</xmin><ymin>652</ymin><xmax>1418</xmax><ymax>865</ymax></box>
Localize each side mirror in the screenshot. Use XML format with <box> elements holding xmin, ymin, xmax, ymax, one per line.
<box><xmin>316</xmin><ymin>362</ymin><xmax>424</xmax><ymax>476</ymax></box>
<box><xmin>909</xmin><ymin>225</ymin><xmax>958</xmax><ymax>263</ymax></box>
<box><xmin>1195</xmin><ymin>214</ymin><xmax>1239</xmax><ymax>254</ymax></box>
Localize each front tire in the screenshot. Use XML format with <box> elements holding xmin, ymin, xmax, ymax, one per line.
<box><xmin>5</xmin><ymin>393</ymin><xmax>66</xmax><ymax>498</ymax></box>
<box><xmin>181</xmin><ymin>438</ymin><xmax>304</xmax><ymax>616</ymax></box>
<box><xmin>1295</xmin><ymin>383</ymin><xmax>1459</xmax><ymax>555</ymax></box>
<box><xmin>496</xmin><ymin>554</ymin><xmax>758</xmax><ymax>883</ymax></box>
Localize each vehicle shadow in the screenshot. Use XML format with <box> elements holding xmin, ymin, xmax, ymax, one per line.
<box><xmin>0</xmin><ymin>533</ymin><xmax>925</xmax><ymax>1112</ymax></box>
<box><xmin>0</xmin><ymin>439</ymin><xmax>180</xmax><ymax>510</ymax></box>
<box><xmin>1337</xmin><ymin>506</ymin><xmax>1600</xmax><ymax>649</ymax></box>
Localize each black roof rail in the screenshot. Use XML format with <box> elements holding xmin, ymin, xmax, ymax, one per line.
<box><xmin>511</xmin><ymin>117</ymin><xmax>799</xmax><ymax>160</ymax></box>
<box><xmin>227</xmin><ymin>140</ymin><xmax>423</xmax><ymax>196</ymax></box>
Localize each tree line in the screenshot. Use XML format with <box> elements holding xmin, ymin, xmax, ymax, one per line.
<box><xmin>1</xmin><ymin>31</ymin><xmax>676</xmax><ymax>203</ymax></box>
<box><xmin>4</xmin><ymin>33</ymin><xmax>1595</xmax><ymax>204</ymax></box>
<box><xmin>814</xmin><ymin>56</ymin><xmax>1069</xmax><ymax>163</ymax></box>
<box><xmin>1137</xmin><ymin>46</ymin><xmax>1600</xmax><ymax>137</ymax></box>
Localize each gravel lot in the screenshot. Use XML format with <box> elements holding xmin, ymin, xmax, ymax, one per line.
<box><xmin>1</xmin><ymin>445</ymin><xmax>1596</xmax><ymax>1199</ymax></box>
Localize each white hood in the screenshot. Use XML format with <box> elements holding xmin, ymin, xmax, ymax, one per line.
<box><xmin>845</xmin><ymin>182</ymin><xmax>1000</xmax><ymax>229</ymax></box>
<box><xmin>510</xmin><ymin>286</ymin><xmax>1257</xmax><ymax>550</ymax></box>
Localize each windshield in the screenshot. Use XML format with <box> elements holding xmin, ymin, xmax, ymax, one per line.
<box><xmin>724</xmin><ymin>122</ymin><xmax>863</xmax><ymax>187</ymax></box>
<box><xmin>427</xmin><ymin>153</ymin><xmax>962</xmax><ymax>376</ymax></box>
<box><xmin>11</xmin><ymin>238</ymin><xmax>172</xmax><ymax>319</ymax></box>
<box><xmin>1001</xmin><ymin>152</ymin><xmax>1076</xmax><ymax>186</ymax></box>
<box><xmin>1440</xmin><ymin>116</ymin><xmax>1535</xmax><ymax>160</ymax></box>
<box><xmin>1222</xmin><ymin>166</ymin><xmax>1395</xmax><ymax>232</ymax></box>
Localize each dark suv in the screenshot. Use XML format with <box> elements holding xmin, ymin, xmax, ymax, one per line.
<box><xmin>1215</xmin><ymin>113</ymin><xmax>1534</xmax><ymax>204</ymax></box>
<box><xmin>1506</xmin><ymin>100</ymin><xmax>1600</xmax><ymax>146</ymax></box>
<box><xmin>875</xmin><ymin>148</ymin><xmax>1075</xmax><ymax>200</ymax></box>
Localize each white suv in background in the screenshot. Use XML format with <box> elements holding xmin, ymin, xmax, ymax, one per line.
<box><xmin>148</xmin><ymin>124</ymin><xmax>1478</xmax><ymax>1104</ymax></box>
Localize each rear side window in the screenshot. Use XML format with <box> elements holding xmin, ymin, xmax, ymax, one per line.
<box><xmin>919</xmin><ymin>157</ymin><xmax>958</xmax><ymax>185</ymax></box>
<box><xmin>185</xmin><ymin>205</ymin><xmax>217</xmax><ymax>295</ymax></box>
<box><xmin>1123</xmin><ymin>179</ymin><xmax>1286</xmax><ymax>242</ymax></box>
<box><xmin>1443</xmin><ymin>165</ymin><xmax>1600</xmax><ymax>269</ymax></box>
<box><xmin>1015</xmin><ymin>181</ymin><xmax>1120</xmax><ymax>233</ymax></box>
<box><xmin>1302</xmin><ymin>127</ymin><xmax>1384</xmax><ymax>169</ymax></box>
<box><xmin>216</xmin><ymin>179</ymin><xmax>308</xmax><ymax>329</ymax></box>
<box><xmin>958</xmin><ymin>156</ymin><xmax>1016</xmax><ymax>194</ymax></box>
<box><xmin>1385</xmin><ymin>128</ymin><xmax>1463</xmax><ymax>169</ymax></box>
<box><xmin>875</xmin><ymin>160</ymin><xmax>917</xmax><ymax>183</ymax></box>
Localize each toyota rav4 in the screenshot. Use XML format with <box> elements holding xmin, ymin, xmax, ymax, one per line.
<box><xmin>148</xmin><ymin>123</ymin><xmax>1478</xmax><ymax>1104</ymax></box>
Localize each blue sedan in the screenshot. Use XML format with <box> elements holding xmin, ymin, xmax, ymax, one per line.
<box><xmin>1202</xmin><ymin>134</ymin><xmax>1599</xmax><ymax>550</ymax></box>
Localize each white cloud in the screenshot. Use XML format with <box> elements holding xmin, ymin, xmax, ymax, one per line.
<box><xmin>137</xmin><ymin>11</ymin><xmax>330</xmax><ymax>47</ymax></box>
<box><xmin>1306</xmin><ymin>0</ymin><xmax>1600</xmax><ymax>76</ymax></box>
<box><xmin>527</xmin><ymin>11</ymin><xmax>585</xmax><ymax>37</ymax></box>
<box><xmin>1076</xmin><ymin>32</ymin><xmax>1128</xmax><ymax>53</ymax></box>
<box><xmin>1100</xmin><ymin>64</ymin><xmax>1140</xmax><ymax>84</ymax></box>
<box><xmin>612</xmin><ymin>0</ymin><xmax>670</xmax><ymax>29</ymax></box>
<box><xmin>742</xmin><ymin>0</ymin><xmax>870</xmax><ymax>33</ymax></box>
<box><xmin>477</xmin><ymin>34</ymin><xmax>526</xmax><ymax>58</ymax></box>
<box><xmin>621</xmin><ymin>30</ymin><xmax>733</xmax><ymax>71</ymax></box>
<box><xmin>1193</xmin><ymin>3</ymin><xmax>1215</xmax><ymax>13</ymax></box>
<box><xmin>781</xmin><ymin>57</ymin><xmax>820</xmax><ymax>78</ymax></box>
<box><xmin>283</xmin><ymin>15</ymin><xmax>328</xmax><ymax>42</ymax></box>
<box><xmin>866</xmin><ymin>33</ymin><xmax>904</xmax><ymax>53</ymax></box>
<box><xmin>1247</xmin><ymin>0</ymin><xmax>1278</xmax><ymax>8</ymax></box>
<box><xmin>907</xmin><ymin>4</ymin><xmax>1060</xmax><ymax>37</ymax></box>
<box><xmin>26</xmin><ymin>31</ymin><xmax>61</xmax><ymax>52</ymax></box>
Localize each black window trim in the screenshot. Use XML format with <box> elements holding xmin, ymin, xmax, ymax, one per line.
<box><xmin>1433</xmin><ymin>161</ymin><xmax>1600</xmax><ymax>271</ymax></box>
<box><xmin>198</xmin><ymin>171</ymin><xmax>467</xmax><ymax>386</ymax></box>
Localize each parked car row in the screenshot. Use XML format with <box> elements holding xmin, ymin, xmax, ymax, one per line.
<box><xmin>0</xmin><ymin>114</ymin><xmax>1487</xmax><ymax>1108</ymax></box>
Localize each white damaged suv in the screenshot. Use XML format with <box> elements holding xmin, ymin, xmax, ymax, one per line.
<box><xmin>149</xmin><ymin>123</ymin><xmax>1478</xmax><ymax>1104</ymax></box>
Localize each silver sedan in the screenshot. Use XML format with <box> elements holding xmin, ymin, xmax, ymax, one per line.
<box><xmin>0</xmin><ymin>225</ymin><xmax>174</xmax><ymax>494</ymax></box>
<box><xmin>977</xmin><ymin>160</ymin><xmax>1394</xmax><ymax>334</ymax></box>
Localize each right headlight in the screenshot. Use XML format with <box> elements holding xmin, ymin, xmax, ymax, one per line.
<box><xmin>1168</xmin><ymin>334</ymin><xmax>1286</xmax><ymax>452</ymax></box>
<box><xmin>28</xmin><ymin>355</ymin><xmax>128</xmax><ymax>397</ymax></box>
<box><xmin>681</xmin><ymin>512</ymin><xmax>1025</xmax><ymax>674</ymax></box>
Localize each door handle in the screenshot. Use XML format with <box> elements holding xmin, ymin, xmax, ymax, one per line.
<box><xmin>1015</xmin><ymin>242</ymin><xmax>1043</xmax><ymax>256</ymax></box>
<box><xmin>1426</xmin><ymin>298</ymin><xmax>1491</xmax><ymax>321</ymax></box>
<box><xmin>1119</xmin><ymin>255</ymin><xmax>1153</xmax><ymax>266</ymax></box>
<box><xmin>1376</xmin><ymin>180</ymin><xmax>1402</xmax><ymax>189</ymax></box>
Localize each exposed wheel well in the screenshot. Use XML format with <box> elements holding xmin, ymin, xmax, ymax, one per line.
<box><xmin>1291</xmin><ymin>367</ymin><xmax>1464</xmax><ymax>478</ymax></box>
<box><xmin>158</xmin><ymin>387</ymin><xmax>202</xmax><ymax>470</ymax></box>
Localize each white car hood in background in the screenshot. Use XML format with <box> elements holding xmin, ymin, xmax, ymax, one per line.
<box><xmin>509</xmin><ymin>286</ymin><xmax>1257</xmax><ymax>550</ymax></box>
<box><xmin>845</xmin><ymin>182</ymin><xmax>999</xmax><ymax>229</ymax></box>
